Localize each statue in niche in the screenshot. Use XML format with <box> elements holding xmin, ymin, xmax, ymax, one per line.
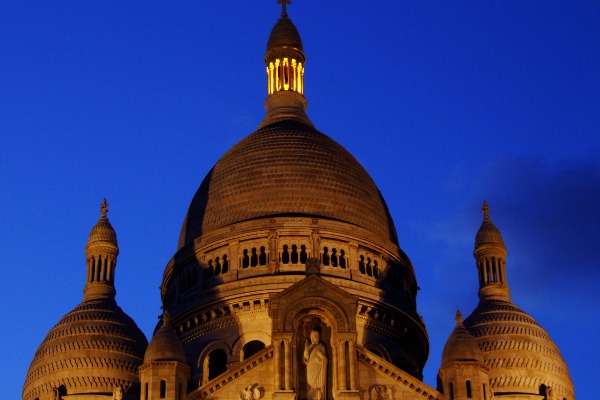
<box><xmin>303</xmin><ymin>330</ymin><xmax>328</xmax><ymax>400</ymax></box>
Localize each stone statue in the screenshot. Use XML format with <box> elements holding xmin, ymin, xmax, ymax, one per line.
<box><xmin>303</xmin><ymin>330</ymin><xmax>327</xmax><ymax>400</ymax></box>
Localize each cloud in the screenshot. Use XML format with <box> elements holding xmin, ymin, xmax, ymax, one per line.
<box><xmin>477</xmin><ymin>156</ymin><xmax>600</xmax><ymax>308</ymax></box>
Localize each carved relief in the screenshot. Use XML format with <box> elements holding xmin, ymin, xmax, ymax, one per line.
<box><xmin>240</xmin><ymin>383</ymin><xmax>262</xmax><ymax>400</ymax></box>
<box><xmin>369</xmin><ymin>385</ymin><xmax>392</xmax><ymax>400</ymax></box>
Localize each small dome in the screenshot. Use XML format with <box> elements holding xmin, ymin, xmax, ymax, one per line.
<box><xmin>86</xmin><ymin>199</ymin><xmax>118</xmax><ymax>249</ymax></box>
<box><xmin>266</xmin><ymin>14</ymin><xmax>303</xmax><ymax>54</ymax></box>
<box><xmin>474</xmin><ymin>201</ymin><xmax>504</xmax><ymax>250</ymax></box>
<box><xmin>144</xmin><ymin>314</ymin><xmax>187</xmax><ymax>364</ymax></box>
<box><xmin>441</xmin><ymin>311</ymin><xmax>483</xmax><ymax>365</ymax></box>
<box><xmin>23</xmin><ymin>298</ymin><xmax>148</xmax><ymax>400</ymax></box>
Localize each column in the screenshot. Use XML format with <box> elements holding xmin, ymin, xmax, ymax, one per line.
<box><xmin>284</xmin><ymin>339</ymin><xmax>292</xmax><ymax>390</ymax></box>
<box><xmin>338</xmin><ymin>340</ymin><xmax>347</xmax><ymax>390</ymax></box>
<box><xmin>274</xmin><ymin>339</ymin><xmax>282</xmax><ymax>390</ymax></box>
<box><xmin>348</xmin><ymin>339</ymin><xmax>357</xmax><ymax>390</ymax></box>
<box><xmin>202</xmin><ymin>354</ymin><xmax>210</xmax><ymax>385</ymax></box>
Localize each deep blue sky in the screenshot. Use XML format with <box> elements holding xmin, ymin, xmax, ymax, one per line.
<box><xmin>3</xmin><ymin>2</ymin><xmax>598</xmax><ymax>399</ymax></box>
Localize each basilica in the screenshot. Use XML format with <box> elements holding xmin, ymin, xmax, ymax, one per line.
<box><xmin>23</xmin><ymin>4</ymin><xmax>575</xmax><ymax>400</ymax></box>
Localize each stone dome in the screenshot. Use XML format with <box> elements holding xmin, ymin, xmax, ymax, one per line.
<box><xmin>178</xmin><ymin>119</ymin><xmax>399</xmax><ymax>249</ymax></box>
<box><xmin>441</xmin><ymin>311</ymin><xmax>483</xmax><ymax>365</ymax></box>
<box><xmin>23</xmin><ymin>298</ymin><xmax>148</xmax><ymax>400</ymax></box>
<box><xmin>266</xmin><ymin>13</ymin><xmax>303</xmax><ymax>55</ymax></box>
<box><xmin>87</xmin><ymin>215</ymin><xmax>118</xmax><ymax>247</ymax></box>
<box><xmin>144</xmin><ymin>316</ymin><xmax>187</xmax><ymax>364</ymax></box>
<box><xmin>463</xmin><ymin>300</ymin><xmax>574</xmax><ymax>399</ymax></box>
<box><xmin>474</xmin><ymin>202</ymin><xmax>504</xmax><ymax>249</ymax></box>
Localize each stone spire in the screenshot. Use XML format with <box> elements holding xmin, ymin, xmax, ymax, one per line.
<box><xmin>259</xmin><ymin>1</ymin><xmax>313</xmax><ymax>128</ymax></box>
<box><xmin>473</xmin><ymin>201</ymin><xmax>510</xmax><ymax>302</ymax></box>
<box><xmin>83</xmin><ymin>199</ymin><xmax>119</xmax><ymax>301</ymax></box>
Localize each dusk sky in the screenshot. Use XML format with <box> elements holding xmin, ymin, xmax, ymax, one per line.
<box><xmin>3</xmin><ymin>2</ymin><xmax>598</xmax><ymax>399</ymax></box>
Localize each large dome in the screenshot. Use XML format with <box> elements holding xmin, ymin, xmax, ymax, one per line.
<box><xmin>23</xmin><ymin>298</ymin><xmax>148</xmax><ymax>400</ymax></box>
<box><xmin>178</xmin><ymin>119</ymin><xmax>398</xmax><ymax>249</ymax></box>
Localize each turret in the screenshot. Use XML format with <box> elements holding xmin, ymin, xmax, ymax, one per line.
<box><xmin>259</xmin><ymin>0</ymin><xmax>313</xmax><ymax>128</ymax></box>
<box><xmin>83</xmin><ymin>198</ymin><xmax>119</xmax><ymax>301</ymax></box>
<box><xmin>437</xmin><ymin>311</ymin><xmax>491</xmax><ymax>400</ymax></box>
<box><xmin>473</xmin><ymin>201</ymin><xmax>510</xmax><ymax>302</ymax></box>
<box><xmin>140</xmin><ymin>311</ymin><xmax>191</xmax><ymax>400</ymax></box>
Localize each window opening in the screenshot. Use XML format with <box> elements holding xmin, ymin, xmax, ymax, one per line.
<box><xmin>331</xmin><ymin>248</ymin><xmax>338</xmax><ymax>267</ymax></box>
<box><xmin>282</xmin><ymin>245</ymin><xmax>289</xmax><ymax>264</ymax></box>
<box><xmin>322</xmin><ymin>247</ymin><xmax>330</xmax><ymax>266</ymax></box>
<box><xmin>251</xmin><ymin>248</ymin><xmax>258</xmax><ymax>267</ymax></box>
<box><xmin>259</xmin><ymin>246</ymin><xmax>267</xmax><ymax>265</ymax></box>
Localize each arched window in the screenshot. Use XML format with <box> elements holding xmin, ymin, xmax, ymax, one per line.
<box><xmin>259</xmin><ymin>246</ymin><xmax>267</xmax><ymax>265</ymax></box>
<box><xmin>208</xmin><ymin>349</ymin><xmax>227</xmax><ymax>380</ymax></box>
<box><xmin>539</xmin><ymin>384</ymin><xmax>547</xmax><ymax>398</ymax></box>
<box><xmin>449</xmin><ymin>383</ymin><xmax>454</xmax><ymax>400</ymax></box>
<box><xmin>251</xmin><ymin>248</ymin><xmax>258</xmax><ymax>267</ymax></box>
<box><xmin>241</xmin><ymin>340</ymin><xmax>266</xmax><ymax>360</ymax></box>
<box><xmin>291</xmin><ymin>244</ymin><xmax>299</xmax><ymax>264</ymax></box>
<box><xmin>300</xmin><ymin>245</ymin><xmax>307</xmax><ymax>263</ymax></box>
<box><xmin>331</xmin><ymin>248</ymin><xmax>338</xmax><ymax>267</ymax></box>
<box><xmin>160</xmin><ymin>380</ymin><xmax>167</xmax><ymax>398</ymax></box>
<box><xmin>222</xmin><ymin>255</ymin><xmax>229</xmax><ymax>273</ymax></box>
<box><xmin>339</xmin><ymin>250</ymin><xmax>346</xmax><ymax>268</ymax></box>
<box><xmin>359</xmin><ymin>255</ymin><xmax>365</xmax><ymax>274</ymax></box>
<box><xmin>466</xmin><ymin>380</ymin><xmax>472</xmax><ymax>398</ymax></box>
<box><xmin>282</xmin><ymin>245</ymin><xmax>289</xmax><ymax>264</ymax></box>
<box><xmin>322</xmin><ymin>247</ymin><xmax>330</xmax><ymax>266</ymax></box>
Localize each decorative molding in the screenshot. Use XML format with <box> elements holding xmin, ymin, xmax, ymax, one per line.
<box><xmin>357</xmin><ymin>346</ymin><xmax>443</xmax><ymax>400</ymax></box>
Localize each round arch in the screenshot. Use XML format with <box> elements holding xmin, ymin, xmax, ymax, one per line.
<box><xmin>196</xmin><ymin>340</ymin><xmax>232</xmax><ymax>368</ymax></box>
<box><xmin>282</xmin><ymin>296</ymin><xmax>351</xmax><ymax>333</ymax></box>
<box><xmin>231</xmin><ymin>331</ymin><xmax>272</xmax><ymax>362</ymax></box>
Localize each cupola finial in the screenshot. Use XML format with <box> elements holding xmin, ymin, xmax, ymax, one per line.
<box><xmin>101</xmin><ymin>198</ymin><xmax>109</xmax><ymax>218</ymax></box>
<box><xmin>482</xmin><ymin>200</ymin><xmax>490</xmax><ymax>221</ymax></box>
<box><xmin>278</xmin><ymin>0</ymin><xmax>291</xmax><ymax>17</ymax></box>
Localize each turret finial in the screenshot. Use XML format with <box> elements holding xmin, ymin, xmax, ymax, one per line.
<box><xmin>100</xmin><ymin>198</ymin><xmax>109</xmax><ymax>218</ymax></box>
<box><xmin>455</xmin><ymin>310</ymin><xmax>463</xmax><ymax>326</ymax></box>
<box><xmin>278</xmin><ymin>0</ymin><xmax>291</xmax><ymax>17</ymax></box>
<box><xmin>482</xmin><ymin>200</ymin><xmax>490</xmax><ymax>221</ymax></box>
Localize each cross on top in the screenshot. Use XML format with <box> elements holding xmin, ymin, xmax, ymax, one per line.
<box><xmin>278</xmin><ymin>0</ymin><xmax>291</xmax><ymax>16</ymax></box>
<box><xmin>100</xmin><ymin>198</ymin><xmax>109</xmax><ymax>218</ymax></box>
<box><xmin>482</xmin><ymin>200</ymin><xmax>490</xmax><ymax>221</ymax></box>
